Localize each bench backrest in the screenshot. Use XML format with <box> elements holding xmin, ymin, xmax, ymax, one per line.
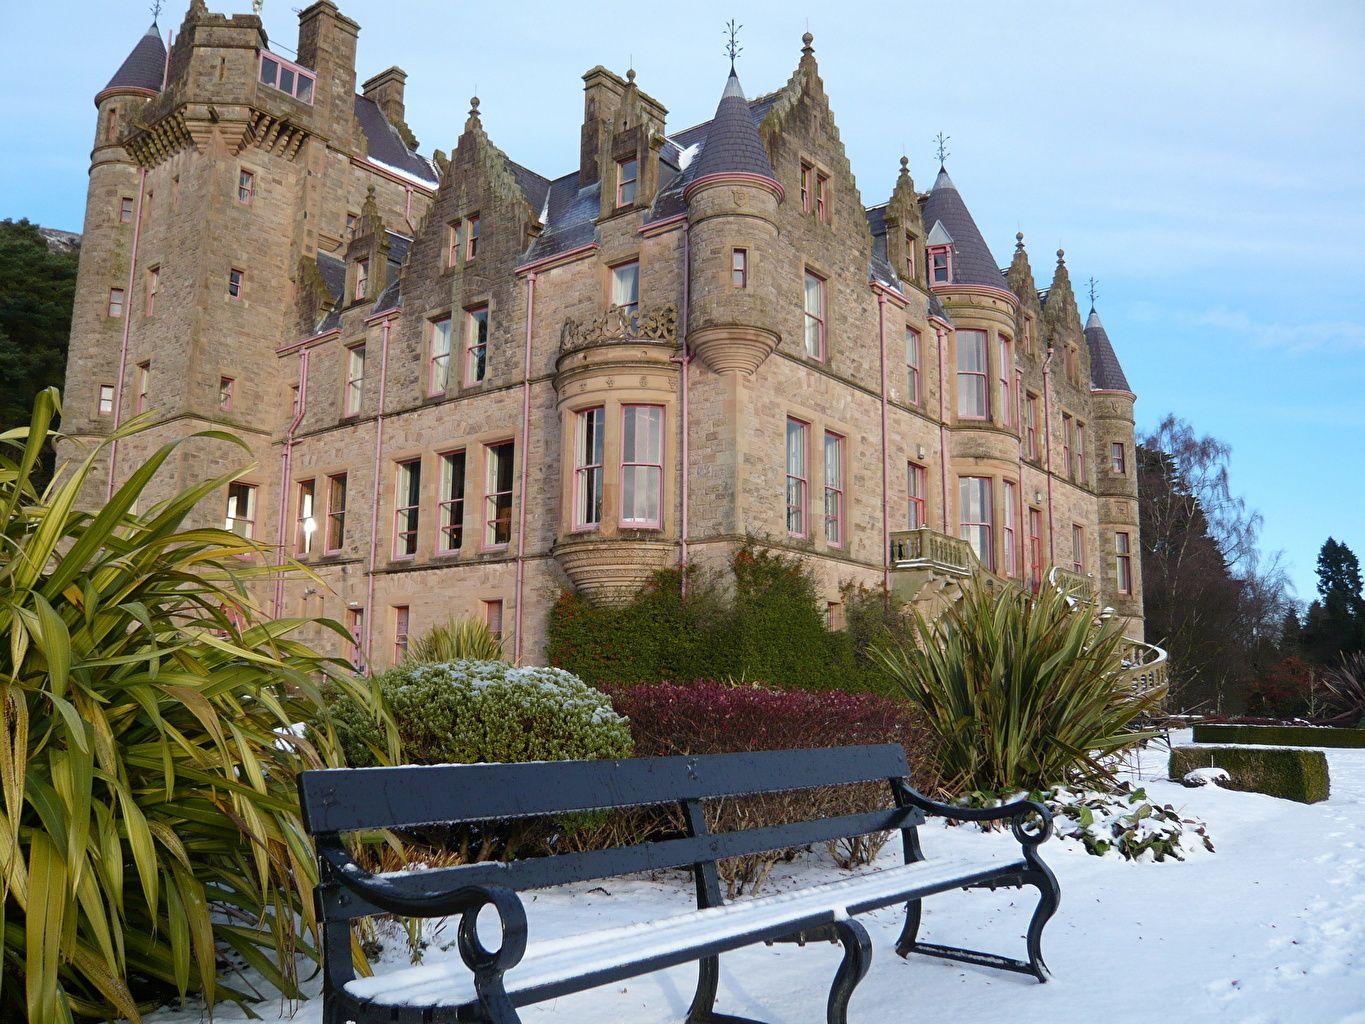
<box><xmin>299</xmin><ymin>744</ymin><xmax>923</xmax><ymax>919</ymax></box>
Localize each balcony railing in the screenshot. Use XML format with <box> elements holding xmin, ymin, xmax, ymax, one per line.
<box><xmin>1048</xmin><ymin>565</ymin><xmax>1097</xmax><ymax>603</ymax></box>
<box><xmin>889</xmin><ymin>528</ymin><xmax>975</xmax><ymax>576</ymax></box>
<box><xmin>1120</xmin><ymin>639</ymin><xmax>1169</xmax><ymax>699</ymax></box>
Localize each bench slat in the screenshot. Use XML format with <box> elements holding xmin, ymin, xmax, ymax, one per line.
<box><xmin>299</xmin><ymin>744</ymin><xmax>909</xmax><ymax>835</ymax></box>
<box><xmin>327</xmin><ymin>804</ymin><xmax>925</xmax><ymax>919</ymax></box>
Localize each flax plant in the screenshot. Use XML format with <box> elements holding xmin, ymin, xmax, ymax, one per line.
<box><xmin>0</xmin><ymin>390</ymin><xmax>391</xmax><ymax>1022</ymax></box>
<box><xmin>875</xmin><ymin>581</ymin><xmax>1164</xmax><ymax>795</ymax></box>
<box><xmin>403</xmin><ymin>616</ymin><xmax>507</xmax><ymax>665</ymax></box>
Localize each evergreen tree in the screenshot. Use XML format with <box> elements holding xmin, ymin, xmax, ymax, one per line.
<box><xmin>1303</xmin><ymin>538</ymin><xmax>1365</xmax><ymax>663</ymax></box>
<box><xmin>0</xmin><ymin>219</ymin><xmax>79</xmax><ymax>429</ymax></box>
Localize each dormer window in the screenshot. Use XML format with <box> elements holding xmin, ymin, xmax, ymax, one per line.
<box><xmin>354</xmin><ymin>258</ymin><xmax>369</xmax><ymax>302</ymax></box>
<box><xmin>258</xmin><ymin>52</ymin><xmax>315</xmax><ymax>104</ymax></box>
<box><xmin>616</xmin><ymin>158</ymin><xmax>638</xmax><ymax>208</ymax></box>
<box><xmin>928</xmin><ymin>246</ymin><xmax>952</xmax><ymax>284</ymax></box>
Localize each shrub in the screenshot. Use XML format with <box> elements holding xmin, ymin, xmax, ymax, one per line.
<box><xmin>609</xmin><ymin>681</ymin><xmax>933</xmax><ymax>895</ymax></box>
<box><xmin>1169</xmin><ymin>745</ymin><xmax>1329</xmax><ymax>804</ymax></box>
<box><xmin>1321</xmin><ymin>652</ymin><xmax>1365</xmax><ymax>727</ymax></box>
<box><xmin>0</xmin><ymin>391</ymin><xmax>388</xmax><ymax>1022</ymax></box>
<box><xmin>874</xmin><ymin>581</ymin><xmax>1163</xmax><ymax>794</ymax></box>
<box><xmin>1190</xmin><ymin>722</ymin><xmax>1365</xmax><ymax>748</ymax></box>
<box><xmin>403</xmin><ymin>616</ymin><xmax>506</xmax><ymax>665</ymax></box>
<box><xmin>1245</xmin><ymin>655</ymin><xmax>1314</xmax><ymax>718</ymax></box>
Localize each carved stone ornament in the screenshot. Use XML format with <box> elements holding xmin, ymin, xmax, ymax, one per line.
<box><xmin>560</xmin><ymin>304</ymin><xmax>678</xmax><ymax>355</ymax></box>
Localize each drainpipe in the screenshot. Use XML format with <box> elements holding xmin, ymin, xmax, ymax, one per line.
<box><xmin>876</xmin><ymin>292</ymin><xmax>890</xmax><ymax>595</ymax></box>
<box><xmin>362</xmin><ymin>318</ymin><xmax>393</xmax><ymax>665</ymax></box>
<box><xmin>404</xmin><ymin>184</ymin><xmax>414</xmax><ymax>233</ymax></box>
<box><xmin>679</xmin><ymin>221</ymin><xmax>691</xmax><ymax>587</ymax></box>
<box><xmin>1042</xmin><ymin>345</ymin><xmax>1056</xmax><ymax>569</ymax></box>
<box><xmin>935</xmin><ymin>326</ymin><xmax>950</xmax><ymax>528</ymax></box>
<box><xmin>273</xmin><ymin>349</ymin><xmax>309</xmax><ymax>617</ymax></box>
<box><xmin>513</xmin><ymin>271</ymin><xmax>536</xmax><ymax>663</ymax></box>
<box><xmin>106</xmin><ymin>166</ymin><xmax>148</xmax><ymax>500</ymax></box>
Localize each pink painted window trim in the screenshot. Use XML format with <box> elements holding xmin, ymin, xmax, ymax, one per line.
<box><xmin>437</xmin><ymin>449</ymin><xmax>466</xmax><ymax>553</ymax></box>
<box><xmin>484</xmin><ymin>440</ymin><xmax>515</xmax><ymax>548</ymax></box>
<box><xmin>393</xmin><ymin>458</ymin><xmax>421</xmax><ymax>560</ymax></box>
<box><xmin>998</xmin><ymin>335</ymin><xmax>1014</xmax><ymax>427</ymax></box>
<box><xmin>1116</xmin><ymin>531</ymin><xmax>1133</xmax><ymax>594</ymax></box>
<box><xmin>465</xmin><ymin>214</ymin><xmax>480</xmax><ymax>260</ymax></box>
<box><xmin>345</xmin><ymin>607</ymin><xmax>364</xmax><ymax>670</ymax></box>
<box><xmin>228</xmin><ymin>268</ymin><xmax>244</xmax><ymax>300</ymax></box>
<box><xmin>353</xmin><ymin>258</ymin><xmax>369</xmax><ymax>302</ymax></box>
<box><xmin>958</xmin><ymin>475</ymin><xmax>993</xmax><ymax>571</ymax></box>
<box><xmin>1025</xmin><ymin>394</ymin><xmax>1040</xmax><ymax>460</ymax></box>
<box><xmin>732</xmin><ymin>248</ymin><xmax>747</xmax><ymax>289</ymax></box>
<box><xmin>956</xmin><ymin>329</ymin><xmax>989</xmax><ymax>420</ymax></box>
<box><xmin>785</xmin><ymin>417</ymin><xmax>809</xmax><ymax>538</ymax></box>
<box><xmin>428</xmin><ymin>315</ymin><xmax>452</xmax><ymax>396</ymax></box>
<box><xmin>1062</xmin><ymin>414</ymin><xmax>1074</xmax><ymax>479</ymax></box>
<box><xmin>218</xmin><ymin>376</ymin><xmax>234</xmax><ymax>412</ymax></box>
<box><xmin>295</xmin><ymin>479</ymin><xmax>316</xmax><ymax>556</ymax></box>
<box><xmin>343</xmin><ymin>344</ymin><xmax>364</xmax><ymax>417</ymax></box>
<box><xmin>1072</xmin><ymin>523</ymin><xmax>1085</xmax><ymax>573</ymax></box>
<box><xmin>905</xmin><ymin>327</ymin><xmax>920</xmax><ymax>404</ymax></box>
<box><xmin>573</xmin><ymin>406</ymin><xmax>605</xmax><ymax>531</ymax></box>
<box><xmin>107</xmin><ymin>288</ymin><xmax>125</xmax><ymax>318</ymax></box>
<box><xmin>1028</xmin><ymin>507</ymin><xmax>1044</xmax><ymax>591</ymax></box>
<box><xmin>816</xmin><ymin>172</ymin><xmax>829</xmax><ymax>223</ymax></box>
<box><xmin>237</xmin><ymin>168</ymin><xmax>254</xmax><ymax>204</ymax></box>
<box><xmin>800</xmin><ymin>163</ymin><xmax>813</xmax><ymax>212</ymax></box>
<box><xmin>135</xmin><ymin>362</ymin><xmax>149</xmax><ymax>414</ymax></box>
<box><xmin>392</xmin><ymin>605</ymin><xmax>410</xmax><ymax>663</ymax></box>
<box><xmin>1111</xmin><ymin>441</ymin><xmax>1126</xmax><ymax>475</ymax></box>
<box><xmin>803</xmin><ymin>271</ymin><xmax>826</xmax><ymax>361</ymax></box>
<box><xmin>447</xmin><ymin>221</ymin><xmax>461</xmax><ymax>268</ymax></box>
<box><xmin>145</xmin><ymin>267</ymin><xmax>158</xmax><ymax>318</ymax></box>
<box><xmin>258</xmin><ymin>51</ymin><xmax>316</xmax><ymax>104</ymax></box>
<box><xmin>97</xmin><ymin>384</ymin><xmax>115</xmax><ymax>417</ymax></box>
<box><xmin>928</xmin><ymin>245</ymin><xmax>951</xmax><ymax>284</ymax></box>
<box><xmin>823</xmin><ymin>431</ymin><xmax>844</xmax><ymax>547</ymax></box>
<box><xmin>119</xmin><ymin>196</ymin><xmax>134</xmax><ymax>223</ymax></box>
<box><xmin>224</xmin><ymin>481</ymin><xmax>256</xmax><ymax>539</ymax></box>
<box><xmin>325</xmin><ymin>473</ymin><xmax>347</xmax><ymax>553</ymax></box>
<box><xmin>1075</xmin><ymin>421</ymin><xmax>1086</xmax><ymax>484</ymax></box>
<box><xmin>610</xmin><ymin>260</ymin><xmax>640</xmax><ymax>320</ymax></box>
<box><xmin>620</xmin><ymin>404</ymin><xmax>664</xmax><ymax>528</ymax></box>
<box><xmin>465</xmin><ymin>305</ymin><xmax>489</xmax><ymax>385</ymax></box>
<box><xmin>904</xmin><ymin>232</ymin><xmax>916</xmax><ymax>279</ymax></box>
<box><xmin>1002</xmin><ymin>480</ymin><xmax>1018</xmax><ymax>578</ymax></box>
<box><xmin>616</xmin><ymin>158</ymin><xmax>638</xmax><ymax>207</ymax></box>
<box><xmin>907</xmin><ymin>462</ymin><xmax>927</xmax><ymax>529</ymax></box>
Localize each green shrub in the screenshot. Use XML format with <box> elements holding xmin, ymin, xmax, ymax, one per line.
<box><xmin>404</xmin><ymin>615</ymin><xmax>506</xmax><ymax>664</ymax></box>
<box><xmin>1191</xmin><ymin>723</ymin><xmax>1365</xmax><ymax>748</ymax></box>
<box><xmin>874</xmin><ymin>581</ymin><xmax>1163</xmax><ymax>793</ymax></box>
<box><xmin>332</xmin><ymin>660</ymin><xmax>632</xmax><ymax>768</ymax></box>
<box><xmin>0</xmin><ymin>391</ymin><xmax>389</xmax><ymax>1022</ymax></box>
<box><xmin>1169</xmin><ymin>745</ymin><xmax>1330</xmax><ymax>803</ymax></box>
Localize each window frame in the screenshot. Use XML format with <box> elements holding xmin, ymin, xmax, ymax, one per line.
<box><xmin>1111</xmin><ymin>441</ymin><xmax>1126</xmax><ymax>475</ymax></box>
<box><xmin>1116</xmin><ymin>531</ymin><xmax>1133</xmax><ymax>594</ymax></box>
<box><xmin>1062</xmin><ymin>413</ymin><xmax>1074</xmax><ymax>479</ymax></box>
<box><xmin>800</xmin><ymin>162</ymin><xmax>813</xmax><ymax>213</ymax></box>
<box><xmin>258</xmin><ymin>50</ymin><xmax>316</xmax><ymax>103</ymax></box>
<box><xmin>345</xmin><ymin>607</ymin><xmax>364</xmax><ymax>670</ymax></box>
<box><xmin>392</xmin><ymin>457</ymin><xmax>422</xmax><ymax>560</ymax></box>
<box><xmin>465</xmin><ymin>214</ymin><xmax>480</xmax><ymax>260</ymax></box>
<box><xmin>218</xmin><ymin>376</ymin><xmax>234</xmax><ymax>412</ymax></box>
<box><xmin>731</xmin><ymin>248</ymin><xmax>747</xmax><ymax>289</ymax></box>
<box><xmin>224</xmin><ymin>481</ymin><xmax>257</xmax><ymax>539</ymax></box>
<box><xmin>97</xmin><ymin>383</ymin><xmax>115</xmax><ymax>417</ymax></box>
<box><xmin>428</xmin><ymin>314</ymin><xmax>453</xmax><ymax>396</ymax></box>
<box><xmin>1075</xmin><ymin>421</ymin><xmax>1086</xmax><ymax>483</ymax></box>
<box><xmin>119</xmin><ymin>196</ymin><xmax>134</xmax><ymax>223</ymax></box>
<box><xmin>998</xmin><ymin>334</ymin><xmax>1014</xmax><ymax>426</ymax></box>
<box><xmin>610</xmin><ymin>259</ymin><xmax>640</xmax><ymax>320</ymax></box>
<box><xmin>1072</xmin><ymin>523</ymin><xmax>1086</xmax><ymax>573</ymax></box>
<box><xmin>1028</xmin><ymin>506</ymin><xmax>1044</xmax><ymax>590</ymax></box>
<box><xmin>343</xmin><ymin>343</ymin><xmax>365</xmax><ymax>417</ymax></box>
<box><xmin>958</xmin><ymin>475</ymin><xmax>994</xmax><ymax>571</ymax></box>
<box><xmin>823</xmin><ymin>430</ymin><xmax>845</xmax><ymax>548</ymax></box>
<box><xmin>135</xmin><ymin>361</ymin><xmax>149</xmax><ymax>414</ymax></box>
<box><xmin>107</xmin><ymin>288</ymin><xmax>125</xmax><ymax>319</ymax></box>
<box><xmin>1025</xmin><ymin>393</ymin><xmax>1040</xmax><ymax>460</ymax></box>
<box><xmin>620</xmin><ymin>404</ymin><xmax>665</xmax><ymax>529</ymax></box>
<box><xmin>144</xmin><ymin>266</ymin><xmax>159</xmax><ymax>318</ymax></box>
<box><xmin>227</xmin><ymin>268</ymin><xmax>244</xmax><ymax>300</ymax></box>
<box><xmin>484</xmin><ymin>439</ymin><xmax>515</xmax><ymax>549</ymax></box>
<box><xmin>802</xmin><ymin>270</ymin><xmax>826</xmax><ymax>361</ymax></box>
<box><xmin>325</xmin><ymin>473</ymin><xmax>347</xmax><ymax>554</ymax></box>
<box><xmin>815</xmin><ymin>171</ymin><xmax>830</xmax><ymax>223</ymax></box>
<box><xmin>295</xmin><ymin>478</ymin><xmax>317</xmax><ymax>556</ymax></box>
<box><xmin>616</xmin><ymin>157</ymin><xmax>638</xmax><ymax>208</ymax></box>
<box><xmin>785</xmin><ymin>417</ymin><xmax>809</xmax><ymax>539</ymax></box>
<box><xmin>905</xmin><ymin>327</ymin><xmax>921</xmax><ymax>405</ymax></box>
<box><xmin>237</xmin><ymin>168</ymin><xmax>254</xmax><ymax>204</ymax></box>
<box><xmin>907</xmin><ymin>461</ymin><xmax>928</xmax><ymax>530</ymax></box>
<box><xmin>437</xmin><ymin>449</ymin><xmax>467</xmax><ymax>554</ymax></box>
<box><xmin>573</xmin><ymin>406</ymin><xmax>605</xmax><ymax>531</ymax></box>
<box><xmin>392</xmin><ymin>605</ymin><xmax>410</xmax><ymax>664</ymax></box>
<box><xmin>1002</xmin><ymin>480</ymin><xmax>1018</xmax><ymax>578</ymax></box>
<box><xmin>465</xmin><ymin>305</ymin><xmax>489</xmax><ymax>385</ymax></box>
<box><xmin>483</xmin><ymin>599</ymin><xmax>504</xmax><ymax>642</ymax></box>
<box><xmin>353</xmin><ymin>258</ymin><xmax>369</xmax><ymax>302</ymax></box>
<box><xmin>956</xmin><ymin>329</ymin><xmax>990</xmax><ymax>420</ymax></box>
<box><xmin>928</xmin><ymin>245</ymin><xmax>952</xmax><ymax>284</ymax></box>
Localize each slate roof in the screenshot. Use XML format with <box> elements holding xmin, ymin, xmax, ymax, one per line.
<box><xmin>1084</xmin><ymin>308</ymin><xmax>1132</xmax><ymax>392</ymax></box>
<box><xmin>687</xmin><ymin>69</ymin><xmax>776</xmax><ymax>183</ymax></box>
<box><xmin>104</xmin><ymin>23</ymin><xmax>166</xmax><ymax>94</ymax></box>
<box><xmin>313</xmin><ymin>230</ymin><xmax>410</xmax><ymax>332</ymax></box>
<box><xmin>921</xmin><ymin>167</ymin><xmax>1004</xmax><ymax>290</ymax></box>
<box><xmin>354</xmin><ymin>95</ymin><xmax>438</xmax><ymax>185</ymax></box>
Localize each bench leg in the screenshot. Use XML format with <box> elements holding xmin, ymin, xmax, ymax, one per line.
<box><xmin>827</xmin><ymin>919</ymin><xmax>872</xmax><ymax>1024</ymax></box>
<box><xmin>686</xmin><ymin>955</ymin><xmax>770</xmax><ymax>1024</ymax></box>
<box><xmin>893</xmin><ymin>898</ymin><xmax>922</xmax><ymax>959</ymax></box>
<box><xmin>1022</xmin><ymin>865</ymin><xmax>1060</xmax><ymax>983</ymax></box>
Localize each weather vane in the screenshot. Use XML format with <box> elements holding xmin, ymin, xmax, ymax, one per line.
<box><xmin>725</xmin><ymin>20</ymin><xmax>743</xmax><ymax>69</ymax></box>
<box><xmin>150</xmin><ymin>0</ymin><xmax>163</xmax><ymax>22</ymax></box>
<box><xmin>1088</xmin><ymin>276</ymin><xmax>1098</xmax><ymax>310</ymax></box>
<box><xmin>934</xmin><ymin>132</ymin><xmax>950</xmax><ymax>167</ymax></box>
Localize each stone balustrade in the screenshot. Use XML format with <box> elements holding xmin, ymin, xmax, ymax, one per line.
<box><xmin>889</xmin><ymin>528</ymin><xmax>975</xmax><ymax>575</ymax></box>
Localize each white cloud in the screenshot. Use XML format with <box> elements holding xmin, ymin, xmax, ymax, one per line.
<box><xmin>1193</xmin><ymin>308</ymin><xmax>1365</xmax><ymax>356</ymax></box>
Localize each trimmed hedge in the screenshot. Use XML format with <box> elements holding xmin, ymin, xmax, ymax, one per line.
<box><xmin>1192</xmin><ymin>723</ymin><xmax>1365</xmax><ymax>749</ymax></box>
<box><xmin>1169</xmin><ymin>745</ymin><xmax>1330</xmax><ymax>804</ymax></box>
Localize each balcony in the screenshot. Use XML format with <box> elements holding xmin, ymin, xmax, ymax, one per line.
<box><xmin>1048</xmin><ymin>565</ymin><xmax>1097</xmax><ymax>603</ymax></box>
<box><xmin>559</xmin><ymin>304</ymin><xmax>677</xmax><ymax>357</ymax></box>
<box><xmin>889</xmin><ymin>528</ymin><xmax>975</xmax><ymax>576</ymax></box>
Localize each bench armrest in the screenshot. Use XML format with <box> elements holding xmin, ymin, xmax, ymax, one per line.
<box><xmin>898</xmin><ymin>790</ymin><xmax>1054</xmax><ymax>846</ymax></box>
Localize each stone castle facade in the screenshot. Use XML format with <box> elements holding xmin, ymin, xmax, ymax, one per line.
<box><xmin>62</xmin><ymin>1</ymin><xmax>1145</xmax><ymax>669</ymax></box>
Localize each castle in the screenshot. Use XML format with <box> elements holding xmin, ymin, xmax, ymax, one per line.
<box><xmin>61</xmin><ymin>1</ymin><xmax>1147</xmax><ymax>670</ymax></box>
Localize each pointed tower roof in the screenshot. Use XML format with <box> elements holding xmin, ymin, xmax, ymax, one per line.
<box><xmin>103</xmin><ymin>22</ymin><xmax>167</xmax><ymax>95</ymax></box>
<box><xmin>921</xmin><ymin>165</ymin><xmax>1003</xmax><ymax>289</ymax></box>
<box><xmin>688</xmin><ymin>68</ymin><xmax>776</xmax><ymax>183</ymax></box>
<box><xmin>1084</xmin><ymin>307</ymin><xmax>1133</xmax><ymax>393</ymax></box>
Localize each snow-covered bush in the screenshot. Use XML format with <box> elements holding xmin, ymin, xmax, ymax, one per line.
<box><xmin>1046</xmin><ymin>784</ymin><xmax>1214</xmax><ymax>861</ymax></box>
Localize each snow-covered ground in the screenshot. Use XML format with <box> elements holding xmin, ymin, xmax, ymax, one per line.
<box><xmin>150</xmin><ymin>732</ymin><xmax>1365</xmax><ymax>1024</ymax></box>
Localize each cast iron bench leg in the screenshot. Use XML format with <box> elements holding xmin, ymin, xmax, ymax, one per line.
<box><xmin>1022</xmin><ymin>864</ymin><xmax>1061</xmax><ymax>982</ymax></box>
<box><xmin>827</xmin><ymin>919</ymin><xmax>873</xmax><ymax>1024</ymax></box>
<box><xmin>893</xmin><ymin>897</ymin><xmax>923</xmax><ymax>959</ymax></box>
<box><xmin>686</xmin><ymin>954</ymin><xmax>770</xmax><ymax>1024</ymax></box>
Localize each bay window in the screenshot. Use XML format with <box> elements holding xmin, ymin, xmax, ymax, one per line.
<box><xmin>956</xmin><ymin>329</ymin><xmax>989</xmax><ymax>419</ymax></box>
<box><xmin>958</xmin><ymin>476</ymin><xmax>992</xmax><ymax>569</ymax></box>
<box><xmin>574</xmin><ymin>407</ymin><xmax>605</xmax><ymax>529</ymax></box>
<box><xmin>621</xmin><ymin>405</ymin><xmax>663</xmax><ymax>527</ymax></box>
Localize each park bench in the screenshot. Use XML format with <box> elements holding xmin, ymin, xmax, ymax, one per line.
<box><xmin>298</xmin><ymin>743</ymin><xmax>1059</xmax><ymax>1024</ymax></box>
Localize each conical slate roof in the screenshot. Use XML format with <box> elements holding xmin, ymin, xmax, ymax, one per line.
<box><xmin>104</xmin><ymin>23</ymin><xmax>167</xmax><ymax>94</ymax></box>
<box><xmin>1084</xmin><ymin>308</ymin><xmax>1132</xmax><ymax>392</ymax></box>
<box><xmin>921</xmin><ymin>166</ymin><xmax>1003</xmax><ymax>289</ymax></box>
<box><xmin>688</xmin><ymin>68</ymin><xmax>776</xmax><ymax>182</ymax></box>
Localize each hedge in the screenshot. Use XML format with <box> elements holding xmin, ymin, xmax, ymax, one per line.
<box><xmin>1191</xmin><ymin>723</ymin><xmax>1365</xmax><ymax>749</ymax></box>
<box><xmin>1169</xmin><ymin>745</ymin><xmax>1330</xmax><ymax>804</ymax></box>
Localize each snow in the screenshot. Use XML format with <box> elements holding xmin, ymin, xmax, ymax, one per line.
<box><xmin>677</xmin><ymin>142</ymin><xmax>701</xmax><ymax>171</ymax></box>
<box><xmin>147</xmin><ymin>732</ymin><xmax>1365</xmax><ymax>1024</ymax></box>
<box><xmin>366</xmin><ymin>157</ymin><xmax>438</xmax><ymax>189</ymax></box>
<box><xmin>1184</xmin><ymin>766</ymin><xmax>1232</xmax><ymax>787</ymax></box>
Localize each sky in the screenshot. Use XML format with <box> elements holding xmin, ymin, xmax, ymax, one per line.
<box><xmin>4</xmin><ymin>0</ymin><xmax>1362</xmax><ymax>602</ymax></box>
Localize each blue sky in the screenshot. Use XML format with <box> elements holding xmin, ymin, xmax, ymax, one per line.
<box><xmin>5</xmin><ymin>1</ymin><xmax>1362</xmax><ymax>601</ymax></box>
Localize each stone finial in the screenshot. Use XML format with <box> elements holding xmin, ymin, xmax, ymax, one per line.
<box><xmin>1016</xmin><ymin>231</ymin><xmax>1025</xmax><ymax>251</ymax></box>
<box><xmin>899</xmin><ymin>155</ymin><xmax>910</xmax><ymax>176</ymax></box>
<box><xmin>801</xmin><ymin>31</ymin><xmax>814</xmax><ymax>57</ymax></box>
<box><xmin>465</xmin><ymin>96</ymin><xmax>481</xmax><ymax>132</ymax></box>
<box><xmin>1057</xmin><ymin>247</ymin><xmax>1066</xmax><ymax>264</ymax></box>
<box><xmin>626</xmin><ymin>68</ymin><xmax>636</xmax><ymax>83</ymax></box>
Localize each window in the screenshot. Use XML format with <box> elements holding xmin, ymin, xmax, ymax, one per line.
<box><xmin>343</xmin><ymin>344</ymin><xmax>364</xmax><ymax>416</ymax></box>
<box><xmin>135</xmin><ymin>362</ymin><xmax>149</xmax><ymax>413</ymax></box>
<box><xmin>621</xmin><ymin>405</ymin><xmax>664</xmax><ymax>527</ymax></box>
<box><xmin>998</xmin><ymin>335</ymin><xmax>1014</xmax><ymax>426</ymax></box>
<box><xmin>218</xmin><ymin>376</ymin><xmax>234</xmax><ymax>411</ymax></box>
<box><xmin>119</xmin><ymin>196</ymin><xmax>134</xmax><ymax>223</ymax></box>
<box><xmin>439</xmin><ymin>450</ymin><xmax>466</xmax><ymax>552</ymax></box>
<box><xmin>803</xmin><ymin>271</ymin><xmax>825</xmax><ymax>360</ymax></box>
<box><xmin>447</xmin><ymin>221</ymin><xmax>462</xmax><ymax>268</ymax></box>
<box><xmin>106</xmin><ymin>107</ymin><xmax>118</xmax><ymax>144</ymax></box>
<box><xmin>465</xmin><ymin>215</ymin><xmax>480</xmax><ymax>260</ymax></box>
<box><xmin>144</xmin><ymin>267</ymin><xmax>159</xmax><ymax>318</ymax></box>
<box><xmin>823</xmin><ymin>431</ymin><xmax>844</xmax><ymax>546</ymax></box>
<box><xmin>816</xmin><ymin>172</ymin><xmax>829</xmax><ymax>223</ymax></box>
<box><xmin>237</xmin><ymin>169</ymin><xmax>254</xmax><ymax>203</ymax></box>
<box><xmin>346</xmin><ymin>607</ymin><xmax>364</xmax><ymax>669</ymax></box>
<box><xmin>326</xmin><ymin>473</ymin><xmax>347</xmax><ymax>552</ymax></box>
<box><xmin>1028</xmin><ymin>507</ymin><xmax>1044</xmax><ymax>590</ymax></box>
<box><xmin>800</xmin><ymin>162</ymin><xmax>813</xmax><ymax>213</ymax></box>
<box><xmin>610</xmin><ymin>260</ymin><xmax>640</xmax><ymax>320</ymax></box>
<box><xmin>484</xmin><ymin>440</ymin><xmax>514</xmax><ymax>547</ymax></box>
<box><xmin>353</xmin><ymin>258</ymin><xmax>368</xmax><ymax>302</ymax></box>
<box><xmin>483</xmin><ymin>599</ymin><xmax>504</xmax><ymax>641</ymax></box>
<box><xmin>296</xmin><ymin>479</ymin><xmax>317</xmax><ymax>555</ymax></box>
<box><xmin>258</xmin><ymin>51</ymin><xmax>315</xmax><ymax>103</ymax></box>
<box><xmin>959</xmin><ymin>476</ymin><xmax>993</xmax><ymax>570</ymax></box>
<box><xmin>346</xmin><ymin>212</ymin><xmax>358</xmax><ymax>236</ymax></box>
<box><xmin>905</xmin><ymin>328</ymin><xmax>921</xmax><ymax>404</ymax></box>
<box><xmin>228</xmin><ymin>268</ymin><xmax>243</xmax><ymax>300</ymax></box>
<box><xmin>928</xmin><ymin>246</ymin><xmax>951</xmax><ymax>284</ymax></box>
<box><xmin>393</xmin><ymin>606</ymin><xmax>409</xmax><ymax>663</ymax></box>
<box><xmin>616</xmin><ymin>157</ymin><xmax>638</xmax><ymax>207</ymax></box>
<box><xmin>907</xmin><ymin>462</ymin><xmax>927</xmax><ymax>529</ymax></box>
<box><xmin>1025</xmin><ymin>393</ymin><xmax>1040</xmax><ymax>460</ymax></box>
<box><xmin>393</xmin><ymin>458</ymin><xmax>421</xmax><ymax>558</ymax></box>
<box><xmin>1075</xmin><ymin>421</ymin><xmax>1086</xmax><ymax>483</ymax></box>
<box><xmin>1111</xmin><ymin>442</ymin><xmax>1126</xmax><ymax>475</ymax></box>
<box><xmin>1022</xmin><ymin>315</ymin><xmax>1034</xmax><ymax>356</ymax></box>
<box><xmin>465</xmin><ymin>305</ymin><xmax>489</xmax><ymax>384</ymax></box>
<box><xmin>1062</xmin><ymin>414</ymin><xmax>1074</xmax><ymax>479</ymax></box>
<box><xmin>904</xmin><ymin>233</ymin><xmax>916</xmax><ymax>278</ymax></box>
<box><xmin>1116</xmin><ymin>532</ymin><xmax>1133</xmax><ymax>594</ymax></box>
<box><xmin>107</xmin><ymin>288</ymin><xmax>125</xmax><ymax>318</ymax></box>
<box><xmin>732</xmin><ymin>248</ymin><xmax>747</xmax><ymax>289</ymax></box>
<box><xmin>574</xmin><ymin>407</ymin><xmax>605</xmax><ymax>529</ymax></box>
<box><xmin>785</xmin><ymin>417</ymin><xmax>808</xmax><ymax>537</ymax></box>
<box><xmin>428</xmin><ymin>315</ymin><xmax>452</xmax><ymax>395</ymax></box>
<box><xmin>1072</xmin><ymin>524</ymin><xmax>1085</xmax><ymax>573</ymax></box>
<box><xmin>224</xmin><ymin>482</ymin><xmax>256</xmax><ymax>539</ymax></box>
<box><xmin>290</xmin><ymin>383</ymin><xmax>299</xmax><ymax>419</ymax></box>
<box><xmin>1002</xmin><ymin>481</ymin><xmax>1018</xmax><ymax>578</ymax></box>
<box><xmin>97</xmin><ymin>384</ymin><xmax>115</xmax><ymax>417</ymax></box>
<box><xmin>956</xmin><ymin>329</ymin><xmax>989</xmax><ymax>419</ymax></box>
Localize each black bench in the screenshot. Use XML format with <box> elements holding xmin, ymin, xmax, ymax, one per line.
<box><xmin>298</xmin><ymin>743</ymin><xmax>1059</xmax><ymax>1024</ymax></box>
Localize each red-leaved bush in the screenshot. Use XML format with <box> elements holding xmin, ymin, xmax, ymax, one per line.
<box><xmin>609</xmin><ymin>681</ymin><xmax>936</xmax><ymax>895</ymax></box>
